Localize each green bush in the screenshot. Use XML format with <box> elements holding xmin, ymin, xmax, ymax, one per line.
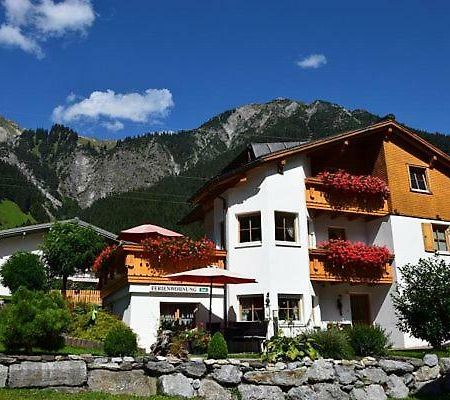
<box><xmin>310</xmin><ymin>328</ymin><xmax>354</xmax><ymax>360</ymax></box>
<box><xmin>348</xmin><ymin>324</ymin><xmax>390</xmax><ymax>357</ymax></box>
<box><xmin>172</xmin><ymin>328</ymin><xmax>210</xmax><ymax>355</ymax></box>
<box><xmin>69</xmin><ymin>306</ymin><xmax>128</xmax><ymax>342</ymax></box>
<box><xmin>263</xmin><ymin>334</ymin><xmax>318</xmax><ymax>362</ymax></box>
<box><xmin>0</xmin><ymin>288</ymin><xmax>70</xmax><ymax>352</ymax></box>
<box><xmin>0</xmin><ymin>252</ymin><xmax>47</xmax><ymax>293</ymax></box>
<box><xmin>207</xmin><ymin>332</ymin><xmax>228</xmax><ymax>359</ymax></box>
<box><xmin>103</xmin><ymin>325</ymin><xmax>138</xmax><ymax>357</ymax></box>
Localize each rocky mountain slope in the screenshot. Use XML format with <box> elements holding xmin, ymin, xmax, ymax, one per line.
<box><xmin>0</xmin><ymin>99</ymin><xmax>449</xmax><ymax>233</ymax></box>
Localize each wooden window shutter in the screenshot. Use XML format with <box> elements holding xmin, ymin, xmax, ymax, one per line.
<box><xmin>421</xmin><ymin>223</ymin><xmax>434</xmax><ymax>252</ymax></box>
<box><xmin>446</xmin><ymin>227</ymin><xmax>450</xmax><ymax>251</ymax></box>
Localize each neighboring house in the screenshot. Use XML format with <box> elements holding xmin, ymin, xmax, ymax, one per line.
<box><xmin>0</xmin><ymin>218</ymin><xmax>117</xmax><ymax>297</ymax></box>
<box><xmin>180</xmin><ymin>120</ymin><xmax>450</xmax><ymax>349</ymax></box>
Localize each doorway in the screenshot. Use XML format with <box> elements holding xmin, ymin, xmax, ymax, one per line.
<box><xmin>350</xmin><ymin>294</ymin><xmax>371</xmax><ymax>325</ymax></box>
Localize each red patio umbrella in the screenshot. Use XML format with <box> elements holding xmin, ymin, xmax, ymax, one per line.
<box><xmin>164</xmin><ymin>266</ymin><xmax>257</xmax><ymax>330</ymax></box>
<box><xmin>118</xmin><ymin>224</ymin><xmax>183</xmax><ymax>243</ymax></box>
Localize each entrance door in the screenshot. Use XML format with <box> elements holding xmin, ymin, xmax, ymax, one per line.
<box><xmin>350</xmin><ymin>294</ymin><xmax>371</xmax><ymax>325</ymax></box>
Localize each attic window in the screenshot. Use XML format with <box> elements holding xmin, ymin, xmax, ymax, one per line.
<box><xmin>408</xmin><ymin>166</ymin><xmax>429</xmax><ymax>192</ymax></box>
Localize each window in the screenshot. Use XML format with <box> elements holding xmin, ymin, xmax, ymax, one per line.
<box><xmin>433</xmin><ymin>224</ymin><xmax>449</xmax><ymax>252</ymax></box>
<box><xmin>238</xmin><ymin>213</ymin><xmax>261</xmax><ymax>243</ymax></box>
<box><xmin>328</xmin><ymin>227</ymin><xmax>346</xmax><ymax>241</ymax></box>
<box><xmin>409</xmin><ymin>166</ymin><xmax>429</xmax><ymax>192</ymax></box>
<box><xmin>275</xmin><ymin>212</ymin><xmax>297</xmax><ymax>242</ymax></box>
<box><xmin>278</xmin><ymin>295</ymin><xmax>303</xmax><ymax>321</ymax></box>
<box><xmin>239</xmin><ymin>295</ymin><xmax>264</xmax><ymax>321</ymax></box>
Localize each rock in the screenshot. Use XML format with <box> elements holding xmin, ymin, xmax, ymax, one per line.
<box><xmin>0</xmin><ymin>365</ymin><xmax>7</xmax><ymax>388</ymax></box>
<box><xmin>198</xmin><ymin>379</ymin><xmax>233</xmax><ymax>400</ymax></box>
<box><xmin>87</xmin><ymin>369</ymin><xmax>157</xmax><ymax>396</ymax></box>
<box><xmin>403</xmin><ymin>373</ymin><xmax>413</xmax><ymax>386</ymax></box>
<box><xmin>145</xmin><ymin>361</ymin><xmax>175</xmax><ymax>375</ymax></box>
<box><xmin>314</xmin><ymin>383</ymin><xmax>349</xmax><ymax>400</ymax></box>
<box><xmin>414</xmin><ymin>365</ymin><xmax>440</xmax><ymax>382</ymax></box>
<box><xmin>192</xmin><ymin>379</ymin><xmax>200</xmax><ymax>390</ymax></box>
<box><xmin>123</xmin><ymin>356</ymin><xmax>134</xmax><ymax>363</ymax></box>
<box><xmin>335</xmin><ymin>365</ymin><xmax>357</xmax><ymax>385</ymax></box>
<box><xmin>287</xmin><ymin>361</ymin><xmax>303</xmax><ymax>370</ymax></box>
<box><xmin>287</xmin><ymin>385</ymin><xmax>318</xmax><ymax>400</ymax></box>
<box><xmin>238</xmin><ymin>384</ymin><xmax>285</xmax><ymax>400</ymax></box>
<box><xmin>423</xmin><ymin>354</ymin><xmax>438</xmax><ymax>367</ymax></box>
<box><xmin>413</xmin><ymin>379</ymin><xmax>442</xmax><ymax>396</ymax></box>
<box><xmin>244</xmin><ymin>367</ymin><xmax>307</xmax><ymax>387</ymax></box>
<box><xmin>0</xmin><ymin>356</ymin><xmax>16</xmax><ymax>365</ymax></box>
<box><xmin>307</xmin><ymin>359</ymin><xmax>335</xmax><ymax>382</ymax></box>
<box><xmin>356</xmin><ymin>367</ymin><xmax>387</xmax><ymax>384</ymax></box>
<box><xmin>180</xmin><ymin>361</ymin><xmax>206</xmax><ymax>378</ymax></box>
<box><xmin>92</xmin><ymin>357</ymin><xmax>108</xmax><ymax>365</ymax></box>
<box><xmin>274</xmin><ymin>362</ymin><xmax>286</xmax><ymax>370</ymax></box>
<box><xmin>89</xmin><ymin>362</ymin><xmax>120</xmax><ymax>371</ymax></box>
<box><xmin>386</xmin><ymin>374</ymin><xmax>409</xmax><ymax>399</ymax></box>
<box><xmin>158</xmin><ymin>373</ymin><xmax>194</xmax><ymax>398</ymax></box>
<box><xmin>350</xmin><ymin>384</ymin><xmax>386</xmax><ymax>400</ymax></box>
<box><xmin>440</xmin><ymin>357</ymin><xmax>450</xmax><ymax>374</ymax></box>
<box><xmin>212</xmin><ymin>365</ymin><xmax>243</xmax><ymax>385</ymax></box>
<box><xmin>378</xmin><ymin>359</ymin><xmax>414</xmax><ymax>374</ymax></box>
<box><xmin>9</xmin><ymin>361</ymin><xmax>87</xmax><ymax>388</ymax></box>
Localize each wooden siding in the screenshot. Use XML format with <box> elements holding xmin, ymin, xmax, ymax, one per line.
<box><xmin>383</xmin><ymin>135</ymin><xmax>450</xmax><ymax>221</ymax></box>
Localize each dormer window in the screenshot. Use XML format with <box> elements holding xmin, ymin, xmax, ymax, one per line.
<box><xmin>409</xmin><ymin>166</ymin><xmax>429</xmax><ymax>192</ymax></box>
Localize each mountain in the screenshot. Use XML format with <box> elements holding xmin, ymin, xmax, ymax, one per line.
<box><xmin>0</xmin><ymin>99</ymin><xmax>449</xmax><ymax>234</ymax></box>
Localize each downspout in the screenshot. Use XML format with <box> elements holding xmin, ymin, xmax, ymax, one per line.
<box><xmin>218</xmin><ymin>196</ymin><xmax>228</xmax><ymax>329</ymax></box>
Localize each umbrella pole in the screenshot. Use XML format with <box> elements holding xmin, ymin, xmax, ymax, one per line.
<box><xmin>208</xmin><ymin>277</ymin><xmax>213</xmax><ymax>331</ymax></box>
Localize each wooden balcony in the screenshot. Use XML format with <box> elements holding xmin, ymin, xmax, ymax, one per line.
<box><xmin>58</xmin><ymin>290</ymin><xmax>102</xmax><ymax>305</ymax></box>
<box><xmin>309</xmin><ymin>248</ymin><xmax>394</xmax><ymax>284</ymax></box>
<box><xmin>305</xmin><ymin>177</ymin><xmax>389</xmax><ymax>218</ymax></box>
<box><xmin>101</xmin><ymin>244</ymin><xmax>227</xmax><ymax>297</ymax></box>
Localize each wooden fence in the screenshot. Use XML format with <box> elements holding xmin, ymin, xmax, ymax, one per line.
<box><xmin>58</xmin><ymin>290</ymin><xmax>102</xmax><ymax>305</ymax></box>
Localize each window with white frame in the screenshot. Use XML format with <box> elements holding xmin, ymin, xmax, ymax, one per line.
<box><xmin>238</xmin><ymin>213</ymin><xmax>262</xmax><ymax>243</ymax></box>
<box><xmin>278</xmin><ymin>294</ymin><xmax>303</xmax><ymax>321</ymax></box>
<box><xmin>409</xmin><ymin>166</ymin><xmax>429</xmax><ymax>192</ymax></box>
<box><xmin>274</xmin><ymin>212</ymin><xmax>297</xmax><ymax>242</ymax></box>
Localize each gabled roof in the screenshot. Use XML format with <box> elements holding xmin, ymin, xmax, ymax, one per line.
<box><xmin>185</xmin><ymin>120</ymin><xmax>450</xmax><ymax>211</ymax></box>
<box><xmin>0</xmin><ymin>218</ymin><xmax>118</xmax><ymax>241</ymax></box>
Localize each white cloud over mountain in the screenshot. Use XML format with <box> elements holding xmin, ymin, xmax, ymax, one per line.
<box><xmin>297</xmin><ymin>54</ymin><xmax>327</xmax><ymax>69</ymax></box>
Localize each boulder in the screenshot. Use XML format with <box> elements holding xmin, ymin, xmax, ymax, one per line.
<box><xmin>212</xmin><ymin>365</ymin><xmax>243</xmax><ymax>385</ymax></box>
<box><xmin>145</xmin><ymin>361</ymin><xmax>175</xmax><ymax>375</ymax></box>
<box><xmin>350</xmin><ymin>384</ymin><xmax>386</xmax><ymax>400</ymax></box>
<box><xmin>314</xmin><ymin>383</ymin><xmax>349</xmax><ymax>400</ymax></box>
<box><xmin>335</xmin><ymin>365</ymin><xmax>357</xmax><ymax>385</ymax></box>
<box><xmin>158</xmin><ymin>373</ymin><xmax>194</xmax><ymax>398</ymax></box>
<box><xmin>356</xmin><ymin>367</ymin><xmax>388</xmax><ymax>384</ymax></box>
<box><xmin>440</xmin><ymin>357</ymin><xmax>450</xmax><ymax>374</ymax></box>
<box><xmin>287</xmin><ymin>385</ymin><xmax>318</xmax><ymax>400</ymax></box>
<box><xmin>238</xmin><ymin>384</ymin><xmax>285</xmax><ymax>400</ymax></box>
<box><xmin>414</xmin><ymin>365</ymin><xmax>440</xmax><ymax>382</ymax></box>
<box><xmin>179</xmin><ymin>361</ymin><xmax>206</xmax><ymax>378</ymax></box>
<box><xmin>198</xmin><ymin>379</ymin><xmax>232</xmax><ymax>400</ymax></box>
<box><xmin>378</xmin><ymin>359</ymin><xmax>414</xmax><ymax>374</ymax></box>
<box><xmin>244</xmin><ymin>367</ymin><xmax>307</xmax><ymax>387</ymax></box>
<box><xmin>423</xmin><ymin>354</ymin><xmax>438</xmax><ymax>367</ymax></box>
<box><xmin>87</xmin><ymin>370</ymin><xmax>157</xmax><ymax>396</ymax></box>
<box><xmin>0</xmin><ymin>365</ymin><xmax>7</xmax><ymax>388</ymax></box>
<box><xmin>386</xmin><ymin>374</ymin><xmax>409</xmax><ymax>399</ymax></box>
<box><xmin>9</xmin><ymin>361</ymin><xmax>87</xmax><ymax>388</ymax></box>
<box><xmin>307</xmin><ymin>359</ymin><xmax>335</xmax><ymax>383</ymax></box>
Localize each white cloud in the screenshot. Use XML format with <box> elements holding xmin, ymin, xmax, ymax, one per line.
<box><xmin>297</xmin><ymin>54</ymin><xmax>327</xmax><ymax>69</ymax></box>
<box><xmin>53</xmin><ymin>89</ymin><xmax>174</xmax><ymax>130</ymax></box>
<box><xmin>102</xmin><ymin>120</ymin><xmax>124</xmax><ymax>132</ymax></box>
<box><xmin>0</xmin><ymin>0</ymin><xmax>95</xmax><ymax>57</ymax></box>
<box><xmin>0</xmin><ymin>23</ymin><xmax>42</xmax><ymax>57</ymax></box>
<box><xmin>66</xmin><ymin>92</ymin><xmax>77</xmax><ymax>102</ymax></box>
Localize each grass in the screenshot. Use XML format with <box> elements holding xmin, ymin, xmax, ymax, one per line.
<box><xmin>0</xmin><ymin>200</ymin><xmax>35</xmax><ymax>229</ymax></box>
<box><xmin>0</xmin><ymin>390</ymin><xmax>180</xmax><ymax>399</ymax></box>
<box><xmin>0</xmin><ymin>343</ymin><xmax>105</xmax><ymax>357</ymax></box>
<box><xmin>388</xmin><ymin>348</ymin><xmax>450</xmax><ymax>359</ymax></box>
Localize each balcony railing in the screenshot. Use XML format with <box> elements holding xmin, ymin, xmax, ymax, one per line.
<box><xmin>57</xmin><ymin>290</ymin><xmax>102</xmax><ymax>305</ymax></box>
<box><xmin>101</xmin><ymin>244</ymin><xmax>227</xmax><ymax>297</ymax></box>
<box><xmin>309</xmin><ymin>248</ymin><xmax>394</xmax><ymax>284</ymax></box>
<box><xmin>305</xmin><ymin>177</ymin><xmax>389</xmax><ymax>217</ymax></box>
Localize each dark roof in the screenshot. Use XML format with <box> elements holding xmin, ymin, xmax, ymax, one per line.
<box><xmin>0</xmin><ymin>218</ymin><xmax>118</xmax><ymax>241</ymax></box>
<box><xmin>249</xmin><ymin>141</ymin><xmax>307</xmax><ymax>159</ymax></box>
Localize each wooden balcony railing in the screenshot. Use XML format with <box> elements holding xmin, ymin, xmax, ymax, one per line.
<box><xmin>309</xmin><ymin>248</ymin><xmax>394</xmax><ymax>284</ymax></box>
<box><xmin>101</xmin><ymin>244</ymin><xmax>227</xmax><ymax>298</ymax></box>
<box><xmin>305</xmin><ymin>177</ymin><xmax>389</xmax><ymax>217</ymax></box>
<box><xmin>59</xmin><ymin>290</ymin><xmax>102</xmax><ymax>305</ymax></box>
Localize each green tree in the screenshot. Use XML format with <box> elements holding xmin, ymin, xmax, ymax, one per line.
<box><xmin>42</xmin><ymin>222</ymin><xmax>105</xmax><ymax>292</ymax></box>
<box><xmin>392</xmin><ymin>257</ymin><xmax>450</xmax><ymax>349</ymax></box>
<box><xmin>0</xmin><ymin>252</ymin><xmax>47</xmax><ymax>293</ymax></box>
<box><xmin>0</xmin><ymin>288</ymin><xmax>70</xmax><ymax>352</ymax></box>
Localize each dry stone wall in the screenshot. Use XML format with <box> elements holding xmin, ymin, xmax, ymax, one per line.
<box><xmin>0</xmin><ymin>353</ymin><xmax>449</xmax><ymax>399</ymax></box>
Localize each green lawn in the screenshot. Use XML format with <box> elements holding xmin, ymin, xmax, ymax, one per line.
<box><xmin>0</xmin><ymin>344</ymin><xmax>105</xmax><ymax>357</ymax></box>
<box><xmin>388</xmin><ymin>348</ymin><xmax>450</xmax><ymax>359</ymax></box>
<box><xmin>0</xmin><ymin>200</ymin><xmax>35</xmax><ymax>229</ymax></box>
<box><xmin>0</xmin><ymin>390</ymin><xmax>181</xmax><ymax>400</ymax></box>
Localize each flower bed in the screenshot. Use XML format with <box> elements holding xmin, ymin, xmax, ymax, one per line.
<box><xmin>316</xmin><ymin>170</ymin><xmax>390</xmax><ymax>199</ymax></box>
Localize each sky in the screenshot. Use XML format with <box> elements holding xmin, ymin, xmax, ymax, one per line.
<box><xmin>0</xmin><ymin>0</ymin><xmax>450</xmax><ymax>139</ymax></box>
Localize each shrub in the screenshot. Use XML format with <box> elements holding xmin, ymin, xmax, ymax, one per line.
<box><xmin>0</xmin><ymin>252</ymin><xmax>47</xmax><ymax>293</ymax></box>
<box><xmin>207</xmin><ymin>332</ymin><xmax>228</xmax><ymax>359</ymax></box>
<box><xmin>393</xmin><ymin>257</ymin><xmax>450</xmax><ymax>349</ymax></box>
<box><xmin>104</xmin><ymin>325</ymin><xmax>138</xmax><ymax>356</ymax></box>
<box><xmin>0</xmin><ymin>288</ymin><xmax>70</xmax><ymax>352</ymax></box>
<box><xmin>172</xmin><ymin>327</ymin><xmax>210</xmax><ymax>355</ymax></box>
<box><xmin>263</xmin><ymin>334</ymin><xmax>318</xmax><ymax>362</ymax></box>
<box><xmin>348</xmin><ymin>324</ymin><xmax>390</xmax><ymax>357</ymax></box>
<box><xmin>309</xmin><ymin>328</ymin><xmax>354</xmax><ymax>359</ymax></box>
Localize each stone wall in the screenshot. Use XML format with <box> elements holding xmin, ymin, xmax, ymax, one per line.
<box><xmin>0</xmin><ymin>353</ymin><xmax>449</xmax><ymax>399</ymax></box>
